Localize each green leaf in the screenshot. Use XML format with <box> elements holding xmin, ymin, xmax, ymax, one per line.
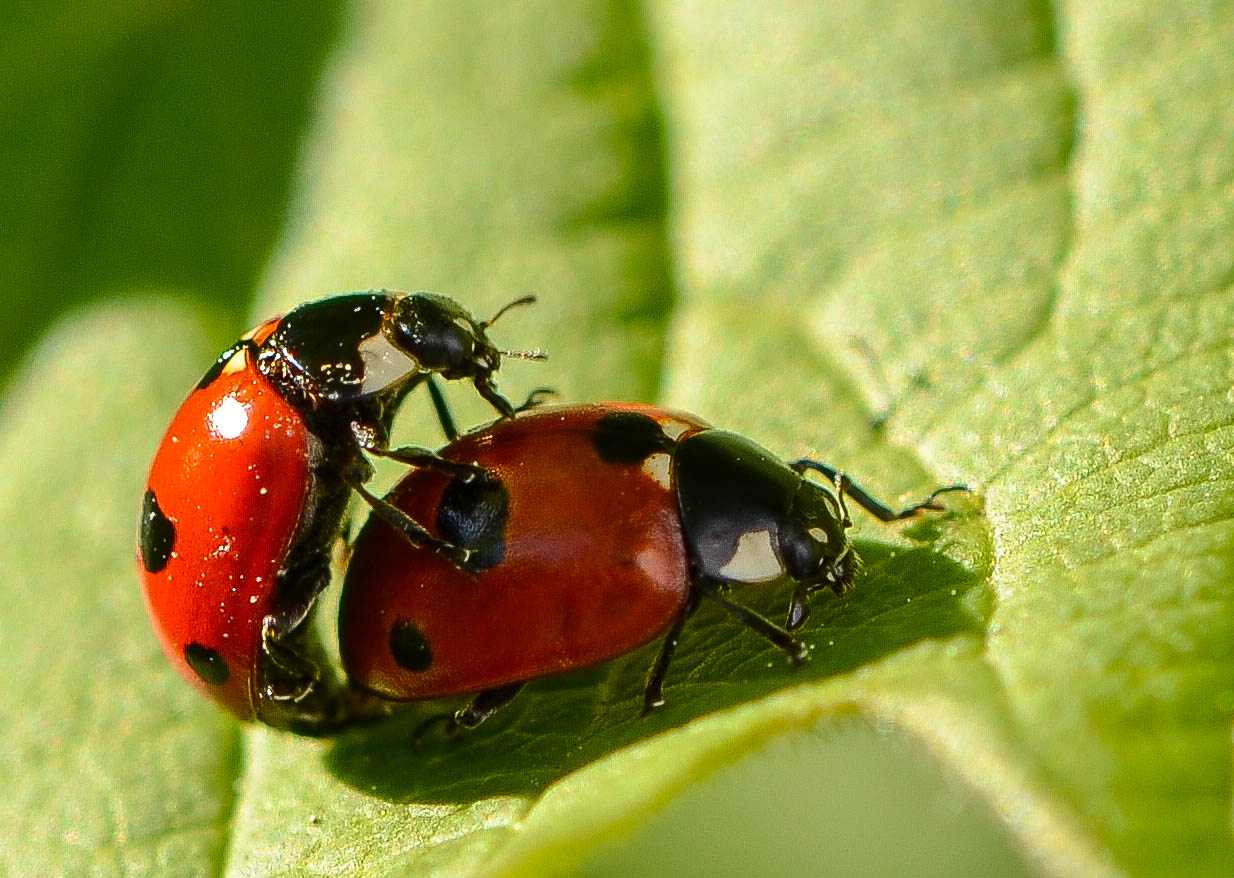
<box><xmin>0</xmin><ymin>0</ymin><xmax>342</xmax><ymax>381</ymax></box>
<box><xmin>0</xmin><ymin>300</ymin><xmax>237</xmax><ymax>876</ymax></box>
<box><xmin>4</xmin><ymin>1</ymin><xmax>1233</xmax><ymax>875</ymax></box>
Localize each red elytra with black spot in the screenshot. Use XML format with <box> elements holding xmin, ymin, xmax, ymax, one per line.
<box><xmin>340</xmin><ymin>402</ymin><xmax>959</xmax><ymax>739</ymax></box>
<box><xmin>140</xmin><ymin>346</ymin><xmax>312</xmax><ymax>717</ymax></box>
<box><xmin>339</xmin><ymin>404</ymin><xmax>709</xmax><ymax>700</ymax></box>
<box><xmin>138</xmin><ymin>291</ymin><xmax>536</xmax><ymax>733</ymax></box>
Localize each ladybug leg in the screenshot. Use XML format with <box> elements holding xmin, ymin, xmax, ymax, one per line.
<box><xmin>367</xmin><ymin>443</ymin><xmax>490</xmax><ymax>484</ymax></box>
<box><xmin>695</xmin><ymin>580</ymin><xmax>808</xmax><ymax>665</ymax></box>
<box><xmin>425</xmin><ymin>376</ymin><xmax>460</xmax><ymax>441</ymax></box>
<box><xmin>785</xmin><ymin>585</ymin><xmax>811</xmax><ymax>633</ymax></box>
<box><xmin>412</xmin><ymin>683</ymin><xmax>525</xmax><ymax>748</ymax></box>
<box><xmin>515</xmin><ymin>387</ymin><xmax>558</xmax><ymax>412</ymax></box>
<box><xmin>641</xmin><ymin>592</ymin><xmax>702</xmax><ymax>715</ymax></box>
<box><xmin>350</xmin><ymin>418</ymin><xmax>488</xmax><ymax>483</ymax></box>
<box><xmin>474</xmin><ymin>374</ymin><xmax>517</xmax><ymax>418</ymax></box>
<box><xmin>267</xmin><ymin>550</ymin><xmax>332</xmax><ymax>634</ymax></box>
<box><xmin>350</xmin><ymin>412</ymin><xmax>485</xmax><ymax>482</ymax></box>
<box><xmin>790</xmin><ymin>459</ymin><xmax>967</xmax><ymax>522</ymax></box>
<box><xmin>260</xmin><ymin>550</ymin><xmax>334</xmax><ymax>700</ymax></box>
<box><xmin>349</xmin><ymin>480</ymin><xmax>473</xmax><ymax>569</ymax></box>
<box><xmin>260</xmin><ymin>617</ymin><xmax>320</xmax><ymax>702</ymax></box>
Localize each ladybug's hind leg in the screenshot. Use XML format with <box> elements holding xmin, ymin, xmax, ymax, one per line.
<box><xmin>412</xmin><ymin>683</ymin><xmax>525</xmax><ymax>748</ymax></box>
<box><xmin>260</xmin><ymin>618</ymin><xmax>320</xmax><ymax>701</ymax></box>
<box><xmin>261</xmin><ymin>550</ymin><xmax>334</xmax><ymax>701</ymax></box>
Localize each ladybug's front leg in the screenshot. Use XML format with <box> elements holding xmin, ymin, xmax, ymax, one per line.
<box><xmin>515</xmin><ymin>387</ymin><xmax>558</xmax><ymax>412</ymax></box>
<box><xmin>424</xmin><ymin>375</ymin><xmax>554</xmax><ymax>438</ymax></box>
<box><xmin>694</xmin><ymin>579</ymin><xmax>809</xmax><ymax>665</ymax></box>
<box><xmin>789</xmin><ymin>459</ymin><xmax>967</xmax><ymax>523</ymax></box>
<box><xmin>783</xmin><ymin>544</ymin><xmax>857</xmax><ymax>632</ymax></box>
<box><xmin>472</xmin><ymin>373</ymin><xmax>517</xmax><ymax>419</ymax></box>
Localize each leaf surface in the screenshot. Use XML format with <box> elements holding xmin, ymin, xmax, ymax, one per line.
<box><xmin>3</xmin><ymin>1</ymin><xmax>1232</xmax><ymax>876</ymax></box>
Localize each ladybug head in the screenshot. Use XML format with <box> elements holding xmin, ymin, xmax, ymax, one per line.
<box><xmin>391</xmin><ymin>293</ymin><xmax>544</xmax><ymax>390</ymax></box>
<box><xmin>778</xmin><ymin>478</ymin><xmax>854</xmax><ymax>595</ymax></box>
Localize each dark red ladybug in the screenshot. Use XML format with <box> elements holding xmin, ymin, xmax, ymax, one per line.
<box><xmin>337</xmin><ymin>403</ymin><xmax>961</xmax><ymax>739</ymax></box>
<box><xmin>138</xmin><ymin>291</ymin><xmax>542</xmax><ymax>732</ymax></box>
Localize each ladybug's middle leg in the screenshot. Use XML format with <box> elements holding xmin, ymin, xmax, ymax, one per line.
<box><xmin>347</xmin><ymin>479</ymin><xmax>474</xmax><ymax>570</ymax></box>
<box><xmin>350</xmin><ymin>414</ymin><xmax>489</xmax><ymax>483</ymax></box>
<box><xmin>641</xmin><ymin>592</ymin><xmax>701</xmax><ymax>715</ymax></box>
<box><xmin>338</xmin><ymin>445</ymin><xmax>478</xmax><ymax>572</ymax></box>
<box><xmin>412</xmin><ymin>683</ymin><xmax>525</xmax><ymax>747</ymax></box>
<box><xmin>365</xmin><ymin>443</ymin><xmax>490</xmax><ymax>483</ymax></box>
<box><xmin>424</xmin><ymin>376</ymin><xmax>460</xmax><ymax>441</ymax></box>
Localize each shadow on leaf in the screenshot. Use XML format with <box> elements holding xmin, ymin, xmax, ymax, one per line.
<box><xmin>323</xmin><ymin>537</ymin><xmax>987</xmax><ymax>803</ymax></box>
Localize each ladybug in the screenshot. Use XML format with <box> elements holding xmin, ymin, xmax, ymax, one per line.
<box><xmin>337</xmin><ymin>403</ymin><xmax>962</xmax><ymax>739</ymax></box>
<box><xmin>138</xmin><ymin>291</ymin><xmax>543</xmax><ymax>733</ymax></box>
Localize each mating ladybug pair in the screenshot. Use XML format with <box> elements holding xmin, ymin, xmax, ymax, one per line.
<box><xmin>138</xmin><ymin>291</ymin><xmax>959</xmax><ymax>738</ymax></box>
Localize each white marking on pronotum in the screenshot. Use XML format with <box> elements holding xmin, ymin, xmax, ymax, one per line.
<box><xmin>209</xmin><ymin>395</ymin><xmax>249</xmax><ymax>440</ymax></box>
<box><xmin>718</xmin><ymin>529</ymin><xmax>783</xmax><ymax>583</ymax></box>
<box><xmin>808</xmin><ymin>526</ymin><xmax>829</xmax><ymax>544</ymax></box>
<box><xmin>358</xmin><ymin>331</ymin><xmax>418</xmax><ymax>394</ymax></box>
<box><xmin>642</xmin><ymin>453</ymin><xmax>672</xmax><ymax>489</ymax></box>
<box><xmin>220</xmin><ymin>347</ymin><xmax>249</xmax><ymax>377</ymax></box>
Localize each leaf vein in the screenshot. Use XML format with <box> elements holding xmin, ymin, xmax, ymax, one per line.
<box><xmin>984</xmin><ymin>333</ymin><xmax>1234</xmax><ymax>488</ymax></box>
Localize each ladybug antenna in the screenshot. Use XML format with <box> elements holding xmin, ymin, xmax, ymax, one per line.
<box><xmin>498</xmin><ymin>346</ymin><xmax>548</xmax><ymax>362</ymax></box>
<box><xmin>481</xmin><ymin>294</ymin><xmax>537</xmax><ymax>330</ymax></box>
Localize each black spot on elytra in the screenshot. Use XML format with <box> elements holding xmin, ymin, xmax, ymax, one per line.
<box><xmin>185</xmin><ymin>642</ymin><xmax>230</xmax><ymax>686</ymax></box>
<box><xmin>389</xmin><ymin>619</ymin><xmax>434</xmax><ymax>672</ymax></box>
<box><xmin>139</xmin><ymin>489</ymin><xmax>175</xmax><ymax>573</ymax></box>
<box><xmin>592</xmin><ymin>411</ymin><xmax>671</xmax><ymax>464</ymax></box>
<box><xmin>437</xmin><ymin>475</ymin><xmax>509</xmax><ymax>572</ymax></box>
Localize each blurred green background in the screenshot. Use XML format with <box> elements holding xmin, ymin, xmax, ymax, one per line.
<box><xmin>0</xmin><ymin>1</ymin><xmax>341</xmax><ymax>385</ymax></box>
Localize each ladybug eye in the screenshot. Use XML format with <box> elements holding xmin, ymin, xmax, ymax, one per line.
<box><xmin>780</xmin><ymin>481</ymin><xmax>848</xmax><ymax>579</ymax></box>
<box><xmin>393</xmin><ymin>312</ymin><xmax>477</xmax><ymax>374</ymax></box>
<box><xmin>780</xmin><ymin>522</ymin><xmax>826</xmax><ymax>579</ymax></box>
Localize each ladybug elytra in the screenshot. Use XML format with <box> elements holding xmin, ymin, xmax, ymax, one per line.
<box><xmin>138</xmin><ymin>291</ymin><xmax>541</xmax><ymax>732</ymax></box>
<box><xmin>337</xmin><ymin>403</ymin><xmax>961</xmax><ymax>740</ymax></box>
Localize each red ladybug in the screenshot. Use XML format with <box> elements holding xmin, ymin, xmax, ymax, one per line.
<box><xmin>138</xmin><ymin>291</ymin><xmax>541</xmax><ymax>732</ymax></box>
<box><xmin>337</xmin><ymin>403</ymin><xmax>961</xmax><ymax>739</ymax></box>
